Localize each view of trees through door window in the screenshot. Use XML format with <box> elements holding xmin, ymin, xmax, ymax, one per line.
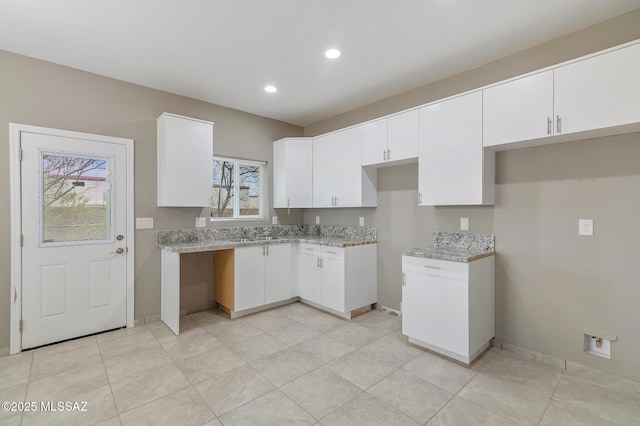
<box><xmin>41</xmin><ymin>154</ymin><xmax>111</xmax><ymax>243</ymax></box>
<box><xmin>211</xmin><ymin>157</ymin><xmax>265</xmax><ymax>219</ymax></box>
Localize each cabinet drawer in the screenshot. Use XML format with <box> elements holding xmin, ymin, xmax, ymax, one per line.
<box><xmin>402</xmin><ymin>255</ymin><xmax>468</xmax><ymax>281</ymax></box>
<box><xmin>321</xmin><ymin>247</ymin><xmax>344</xmax><ymax>260</ymax></box>
<box><xmin>299</xmin><ymin>243</ymin><xmax>322</xmax><ymax>256</ymax></box>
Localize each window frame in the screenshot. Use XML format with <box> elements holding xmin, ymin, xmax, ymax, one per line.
<box><xmin>210</xmin><ymin>156</ymin><xmax>266</xmax><ymax>220</ymax></box>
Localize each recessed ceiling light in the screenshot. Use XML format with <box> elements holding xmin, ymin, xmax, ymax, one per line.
<box><xmin>324</xmin><ymin>48</ymin><xmax>341</xmax><ymax>59</ymax></box>
<box><xmin>264</xmin><ymin>85</ymin><xmax>277</xmax><ymax>93</ymax></box>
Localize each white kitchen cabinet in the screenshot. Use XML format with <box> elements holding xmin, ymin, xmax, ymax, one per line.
<box><xmin>313</xmin><ymin>127</ymin><xmax>377</xmax><ymax>208</ymax></box>
<box><xmin>298</xmin><ymin>243</ymin><xmax>377</xmax><ymax>318</ymax></box>
<box><xmin>418</xmin><ymin>92</ymin><xmax>495</xmax><ymax>206</ymax></box>
<box><xmin>483</xmin><ymin>71</ymin><xmax>554</xmax><ymax>147</ymax></box>
<box><xmin>216</xmin><ymin>243</ymin><xmax>294</xmax><ymax>315</ymax></box>
<box><xmin>554</xmin><ymin>42</ymin><xmax>640</xmax><ymax>136</ymax></box>
<box><xmin>401</xmin><ymin>255</ymin><xmax>494</xmax><ymax>364</ymax></box>
<box><xmin>273</xmin><ymin>138</ymin><xmax>313</xmax><ymax>208</ymax></box>
<box><xmin>361</xmin><ymin>110</ymin><xmax>419</xmax><ymax>167</ymax></box>
<box><xmin>157</xmin><ymin>113</ymin><xmax>214</xmax><ymax>207</ymax></box>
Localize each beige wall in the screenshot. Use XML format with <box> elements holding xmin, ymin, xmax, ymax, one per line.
<box><xmin>301</xmin><ymin>9</ymin><xmax>640</xmax><ymax>381</ymax></box>
<box><xmin>0</xmin><ymin>50</ymin><xmax>302</xmax><ymax>349</ymax></box>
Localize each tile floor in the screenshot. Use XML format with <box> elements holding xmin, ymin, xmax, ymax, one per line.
<box><xmin>1</xmin><ymin>302</ymin><xmax>639</xmax><ymax>425</ymax></box>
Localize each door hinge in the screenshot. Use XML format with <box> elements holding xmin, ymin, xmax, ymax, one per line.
<box><xmin>19</xmin><ymin>149</ymin><xmax>23</xmax><ymax>161</ymax></box>
<box><xmin>20</xmin><ymin>235</ymin><xmax>23</xmax><ymax>247</ymax></box>
<box><xmin>19</xmin><ymin>319</ymin><xmax>23</xmax><ymax>332</ymax></box>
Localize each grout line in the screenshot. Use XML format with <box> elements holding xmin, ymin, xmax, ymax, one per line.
<box><xmin>536</xmin><ymin>368</ymin><xmax>565</xmax><ymax>425</ymax></box>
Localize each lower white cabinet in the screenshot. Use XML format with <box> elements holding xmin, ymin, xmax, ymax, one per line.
<box><xmin>401</xmin><ymin>255</ymin><xmax>494</xmax><ymax>364</ymax></box>
<box><xmin>215</xmin><ymin>243</ymin><xmax>293</xmax><ymax>315</ymax></box>
<box><xmin>298</xmin><ymin>243</ymin><xmax>377</xmax><ymax>318</ymax></box>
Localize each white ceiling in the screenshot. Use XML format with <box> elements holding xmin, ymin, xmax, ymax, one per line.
<box><xmin>1</xmin><ymin>1</ymin><xmax>639</xmax><ymax>127</ymax></box>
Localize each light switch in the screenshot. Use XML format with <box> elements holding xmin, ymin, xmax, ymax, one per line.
<box><xmin>460</xmin><ymin>218</ymin><xmax>469</xmax><ymax>231</ymax></box>
<box><xmin>316</xmin><ymin>216</ymin><xmax>320</xmax><ymax>225</ymax></box>
<box><xmin>195</xmin><ymin>217</ymin><xmax>206</xmax><ymax>228</ymax></box>
<box><xmin>136</xmin><ymin>217</ymin><xmax>154</xmax><ymax>229</ymax></box>
<box><xmin>272</xmin><ymin>216</ymin><xmax>278</xmax><ymax>225</ymax></box>
<box><xmin>359</xmin><ymin>217</ymin><xmax>365</xmax><ymax>227</ymax></box>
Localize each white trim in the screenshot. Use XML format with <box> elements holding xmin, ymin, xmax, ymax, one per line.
<box><xmin>9</xmin><ymin>123</ymin><xmax>135</xmax><ymax>354</ymax></box>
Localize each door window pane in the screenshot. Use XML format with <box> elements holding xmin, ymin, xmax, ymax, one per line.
<box><xmin>239</xmin><ymin>163</ymin><xmax>260</xmax><ymax>217</ymax></box>
<box><xmin>42</xmin><ymin>154</ymin><xmax>111</xmax><ymax>243</ymax></box>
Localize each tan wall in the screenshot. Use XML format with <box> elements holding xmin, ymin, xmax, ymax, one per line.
<box><xmin>302</xmin><ymin>9</ymin><xmax>640</xmax><ymax>381</ymax></box>
<box><xmin>0</xmin><ymin>50</ymin><xmax>302</xmax><ymax>349</ymax></box>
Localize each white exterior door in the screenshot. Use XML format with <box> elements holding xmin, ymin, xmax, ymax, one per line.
<box><xmin>20</xmin><ymin>132</ymin><xmax>129</xmax><ymax>349</ymax></box>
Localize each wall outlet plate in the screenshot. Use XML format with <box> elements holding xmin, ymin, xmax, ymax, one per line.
<box><xmin>316</xmin><ymin>216</ymin><xmax>320</xmax><ymax>225</ymax></box>
<box><xmin>460</xmin><ymin>218</ymin><xmax>469</xmax><ymax>231</ymax></box>
<box><xmin>359</xmin><ymin>217</ymin><xmax>365</xmax><ymax>227</ymax></box>
<box><xmin>135</xmin><ymin>217</ymin><xmax>154</xmax><ymax>229</ymax></box>
<box><xmin>272</xmin><ymin>216</ymin><xmax>278</xmax><ymax>225</ymax></box>
<box><xmin>579</xmin><ymin>219</ymin><xmax>594</xmax><ymax>236</ymax></box>
<box><xmin>195</xmin><ymin>217</ymin><xmax>206</xmax><ymax>228</ymax></box>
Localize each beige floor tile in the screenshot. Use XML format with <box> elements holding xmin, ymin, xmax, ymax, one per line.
<box><xmin>146</xmin><ymin>317</ymin><xmax>203</xmax><ymax>342</ymax></box>
<box><xmin>457</xmin><ymin>373</ymin><xmax>551</xmax><ymax>426</ymax></box>
<box><xmin>119</xmin><ymin>387</ymin><xmax>215</xmax><ymax>426</ymax></box>
<box><xmin>0</xmin><ymin>382</ymin><xmax>27</xmax><ymax>404</ymax></box>
<box><xmin>219</xmin><ymin>389</ymin><xmax>316</xmax><ymax>425</ymax></box>
<box><xmin>427</xmin><ymin>395</ymin><xmax>519</xmax><ymax>426</ymax></box>
<box><xmin>475</xmin><ymin>349</ymin><xmax>563</xmax><ymax>397</ymax></box>
<box><xmin>402</xmin><ymin>352</ymin><xmax>477</xmax><ymax>394</ymax></box>
<box><xmin>244</xmin><ymin>309</ymin><xmax>300</xmax><ymax>334</ymax></box>
<box><xmin>103</xmin><ymin>345</ymin><xmax>174</xmax><ymax>383</ymax></box>
<box><xmin>278</xmin><ymin>302</ymin><xmax>329</xmax><ymax>322</ymax></box>
<box><xmin>0</xmin><ymin>352</ymin><xmax>33</xmax><ymax>391</ymax></box>
<box><xmin>33</xmin><ymin>335</ymin><xmax>97</xmax><ymax>359</ymax></box>
<box><xmin>161</xmin><ymin>331</ymin><xmax>223</xmax><ymax>361</ymax></box>
<box><xmin>188</xmin><ymin>309</ymin><xmax>230</xmax><ymax>327</ymax></box>
<box><xmin>325</xmin><ymin>324</ymin><xmax>388</xmax><ymax>348</ymax></box>
<box><xmin>268</xmin><ymin>321</ymin><xmax>325</xmax><ymax>346</ymax></box>
<box><xmin>194</xmin><ymin>365</ymin><xmax>274</xmax><ymax>416</ymax></box>
<box><xmin>0</xmin><ymin>383</ymin><xmax>28</xmax><ymax>425</ymax></box>
<box><xmin>320</xmin><ymin>392</ymin><xmax>420</xmax><ymax>426</ymax></box>
<box><xmin>201</xmin><ymin>419</ymin><xmax>223</xmax><ymax>426</ymax></box>
<box><xmin>360</xmin><ymin>333</ymin><xmax>424</xmax><ymax>368</ymax></box>
<box><xmin>280</xmin><ymin>367</ymin><xmax>361</xmax><ymax>421</ymax></box>
<box><xmin>351</xmin><ymin>310</ymin><xmax>402</xmax><ymax>332</ymax></box>
<box><xmin>26</xmin><ymin>363</ymin><xmax>109</xmax><ymax>402</ymax></box>
<box><xmin>204</xmin><ymin>319</ymin><xmax>263</xmax><ymax>344</ymax></box>
<box><xmin>293</xmin><ymin>334</ymin><xmax>358</xmax><ymax>365</ymax></box>
<box><xmin>94</xmin><ymin>417</ymin><xmax>123</xmax><ymax>426</ymax></box>
<box><xmin>539</xmin><ymin>400</ymin><xmax>618</xmax><ymax>426</ymax></box>
<box><xmin>250</xmin><ymin>348</ymin><xmax>320</xmax><ymax>387</ymax></box>
<box><xmin>175</xmin><ymin>345</ymin><xmax>246</xmax><ymax>384</ymax></box>
<box><xmin>95</xmin><ymin>325</ymin><xmax>150</xmax><ymax>344</ymax></box>
<box><xmin>299</xmin><ymin>312</ymin><xmax>347</xmax><ymax>334</ymax></box>
<box><xmin>98</xmin><ymin>329</ymin><xmax>160</xmax><ymax>360</ymax></box>
<box><xmin>22</xmin><ymin>384</ymin><xmax>117</xmax><ymax>426</ymax></box>
<box><xmin>367</xmin><ymin>369</ymin><xmax>453</xmax><ymax>424</ymax></box>
<box><xmin>0</xmin><ymin>413</ymin><xmax>22</xmax><ymax>426</ymax></box>
<box><xmin>224</xmin><ymin>332</ymin><xmax>288</xmax><ymax>362</ymax></box>
<box><xmin>30</xmin><ymin>342</ymin><xmax>102</xmax><ymax>380</ymax></box>
<box><xmin>110</xmin><ymin>363</ymin><xmax>191</xmax><ymax>413</ymax></box>
<box><xmin>565</xmin><ymin>361</ymin><xmax>640</xmax><ymax>400</ymax></box>
<box><xmin>326</xmin><ymin>348</ymin><xmax>397</xmax><ymax>390</ymax></box>
<box><xmin>552</xmin><ymin>374</ymin><xmax>640</xmax><ymax>425</ymax></box>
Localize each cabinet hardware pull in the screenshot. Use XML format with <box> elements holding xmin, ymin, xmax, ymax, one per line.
<box><xmin>320</xmin><ymin>258</ymin><xmax>323</xmax><ymax>268</ymax></box>
<box><xmin>556</xmin><ymin>115</ymin><xmax>562</xmax><ymax>134</ymax></box>
<box><xmin>334</xmin><ymin>197</ymin><xmax>337</xmax><ymax>206</ymax></box>
<box><xmin>287</xmin><ymin>198</ymin><xmax>290</xmax><ymax>208</ymax></box>
<box><xmin>262</xmin><ymin>246</ymin><xmax>266</xmax><ymax>256</ymax></box>
<box><xmin>305</xmin><ymin>248</ymin><xmax>314</xmax><ymax>251</ymax></box>
<box><xmin>387</xmin><ymin>149</ymin><xmax>390</xmax><ymax>160</ymax></box>
<box><xmin>402</xmin><ymin>273</ymin><xmax>406</xmax><ymax>286</ymax></box>
<box><xmin>383</xmin><ymin>149</ymin><xmax>387</xmax><ymax>161</ymax></box>
<box><xmin>317</xmin><ymin>258</ymin><xmax>320</xmax><ymax>268</ymax></box>
<box><xmin>424</xmin><ymin>265</ymin><xmax>441</xmax><ymax>269</ymax></box>
<box><xmin>14</xmin><ymin>287</ymin><xmax>17</xmax><ymax>303</ymax></box>
<box><xmin>266</xmin><ymin>245</ymin><xmax>269</xmax><ymax>256</ymax></box>
<box><xmin>547</xmin><ymin>117</ymin><xmax>552</xmax><ymax>135</ymax></box>
<box><xmin>418</xmin><ymin>192</ymin><xmax>422</xmax><ymax>204</ymax></box>
<box><xmin>326</xmin><ymin>251</ymin><xmax>337</xmax><ymax>254</ymax></box>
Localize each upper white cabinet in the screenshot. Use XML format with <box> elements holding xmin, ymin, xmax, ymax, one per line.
<box><xmin>361</xmin><ymin>110</ymin><xmax>419</xmax><ymax>167</ymax></box>
<box><xmin>554</xmin><ymin>42</ymin><xmax>640</xmax><ymax>136</ymax></box>
<box><xmin>483</xmin><ymin>71</ymin><xmax>554</xmax><ymax>147</ymax></box>
<box><xmin>157</xmin><ymin>113</ymin><xmax>214</xmax><ymax>207</ymax></box>
<box><xmin>419</xmin><ymin>92</ymin><xmax>495</xmax><ymax>206</ymax></box>
<box><xmin>313</xmin><ymin>127</ymin><xmax>377</xmax><ymax>208</ymax></box>
<box><xmin>273</xmin><ymin>138</ymin><xmax>313</xmax><ymax>208</ymax></box>
<box><xmin>484</xmin><ymin>41</ymin><xmax>640</xmax><ymax>149</ymax></box>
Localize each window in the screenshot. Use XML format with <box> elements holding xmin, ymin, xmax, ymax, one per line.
<box><xmin>211</xmin><ymin>157</ymin><xmax>265</xmax><ymax>219</ymax></box>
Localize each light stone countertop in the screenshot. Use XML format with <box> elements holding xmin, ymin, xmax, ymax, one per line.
<box><xmin>402</xmin><ymin>231</ymin><xmax>495</xmax><ymax>263</ymax></box>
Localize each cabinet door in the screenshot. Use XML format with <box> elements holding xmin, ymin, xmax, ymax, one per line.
<box><xmin>286</xmin><ymin>139</ymin><xmax>313</xmax><ymax>208</ymax></box>
<box><xmin>299</xmin><ymin>253</ymin><xmax>322</xmax><ymax>304</ymax></box>
<box><xmin>402</xmin><ymin>271</ymin><xmax>469</xmax><ymax>356</ymax></box>
<box><xmin>334</xmin><ymin>127</ymin><xmax>362</xmax><ymax>207</ymax></box>
<box><xmin>483</xmin><ymin>71</ymin><xmax>554</xmax><ymax>147</ymax></box>
<box><xmin>387</xmin><ymin>110</ymin><xmax>419</xmax><ymax>161</ymax></box>
<box><xmin>418</xmin><ymin>92</ymin><xmax>485</xmax><ymax>205</ymax></box>
<box><xmin>555</xmin><ymin>42</ymin><xmax>640</xmax><ymax>135</ymax></box>
<box><xmin>272</xmin><ymin>139</ymin><xmax>288</xmax><ymax>208</ymax></box>
<box><xmin>361</xmin><ymin>119</ymin><xmax>387</xmax><ymax>166</ymax></box>
<box><xmin>234</xmin><ymin>246</ymin><xmax>265</xmax><ymax>311</ymax></box>
<box><xmin>264</xmin><ymin>244</ymin><xmax>292</xmax><ymax>305</ymax></box>
<box><xmin>157</xmin><ymin>113</ymin><xmax>213</xmax><ymax>207</ymax></box>
<box><xmin>321</xmin><ymin>256</ymin><xmax>345</xmax><ymax>313</ymax></box>
<box><xmin>312</xmin><ymin>134</ymin><xmax>336</xmax><ymax>208</ymax></box>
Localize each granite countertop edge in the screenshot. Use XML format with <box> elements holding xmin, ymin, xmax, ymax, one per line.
<box><xmin>401</xmin><ymin>247</ymin><xmax>495</xmax><ymax>263</ymax></box>
<box><xmin>159</xmin><ymin>237</ymin><xmax>378</xmax><ymax>253</ymax></box>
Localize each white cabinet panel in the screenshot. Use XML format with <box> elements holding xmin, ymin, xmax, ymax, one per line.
<box><xmin>264</xmin><ymin>244</ymin><xmax>292</xmax><ymax>305</ymax></box>
<box><xmin>334</xmin><ymin>127</ymin><xmax>363</xmax><ymax>207</ymax></box>
<box><xmin>554</xmin><ymin>42</ymin><xmax>640</xmax><ymax>136</ymax></box>
<box><xmin>312</xmin><ymin>134</ymin><xmax>336</xmax><ymax>208</ymax></box>
<box><xmin>387</xmin><ymin>109</ymin><xmax>419</xmax><ymax>162</ymax></box>
<box><xmin>419</xmin><ymin>92</ymin><xmax>494</xmax><ymax>205</ymax></box>
<box><xmin>361</xmin><ymin>119</ymin><xmax>387</xmax><ymax>166</ymax></box>
<box><xmin>483</xmin><ymin>71</ymin><xmax>554</xmax><ymax>147</ymax></box>
<box><xmin>234</xmin><ymin>246</ymin><xmax>265</xmax><ymax>311</ymax></box>
<box><xmin>299</xmin><ymin>252</ymin><xmax>322</xmax><ymax>304</ymax></box>
<box><xmin>157</xmin><ymin>113</ymin><xmax>213</xmax><ymax>207</ymax></box>
<box><xmin>273</xmin><ymin>138</ymin><xmax>313</xmax><ymax>208</ymax></box>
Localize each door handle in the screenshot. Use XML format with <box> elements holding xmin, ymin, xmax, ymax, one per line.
<box><xmin>110</xmin><ymin>248</ymin><xmax>124</xmax><ymax>255</ymax></box>
<box><xmin>14</xmin><ymin>287</ymin><xmax>17</xmax><ymax>303</ymax></box>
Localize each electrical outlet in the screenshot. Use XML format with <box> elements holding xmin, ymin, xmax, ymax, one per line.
<box><xmin>272</xmin><ymin>216</ymin><xmax>278</xmax><ymax>225</ymax></box>
<box><xmin>359</xmin><ymin>217</ymin><xmax>365</xmax><ymax>227</ymax></box>
<box><xmin>579</xmin><ymin>219</ymin><xmax>594</xmax><ymax>236</ymax></box>
<box><xmin>195</xmin><ymin>217</ymin><xmax>206</xmax><ymax>228</ymax></box>
<box><xmin>460</xmin><ymin>218</ymin><xmax>469</xmax><ymax>231</ymax></box>
<box><xmin>316</xmin><ymin>216</ymin><xmax>320</xmax><ymax>225</ymax></box>
<box><xmin>135</xmin><ymin>217</ymin><xmax>154</xmax><ymax>229</ymax></box>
